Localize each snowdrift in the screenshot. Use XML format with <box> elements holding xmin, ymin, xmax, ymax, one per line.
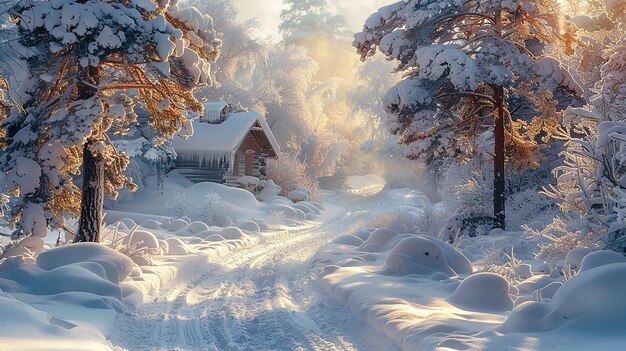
<box><xmin>315</xmin><ymin>223</ymin><xmax>626</xmax><ymax>351</ymax></box>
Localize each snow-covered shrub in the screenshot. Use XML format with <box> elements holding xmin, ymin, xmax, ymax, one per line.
<box><xmin>266</xmin><ymin>152</ymin><xmax>320</xmax><ymax>201</ymax></box>
<box><xmin>367</xmin><ymin>211</ymin><xmax>423</xmax><ymax>235</ymax></box>
<box><xmin>192</xmin><ymin>192</ymin><xmax>236</xmax><ymax>227</ymax></box>
<box><xmin>506</xmin><ymin>189</ymin><xmax>558</xmax><ymax>231</ymax></box>
<box><xmin>438</xmin><ymin>208</ymin><xmax>497</xmax><ymax>243</ymax></box>
<box><xmin>541</xmin><ymin>34</ymin><xmax>626</xmax><ymax>253</ymax></box>
<box><xmin>477</xmin><ymin>247</ymin><xmax>527</xmax><ymax>285</ymax></box>
<box><xmin>165</xmin><ymin>192</ymin><xmax>188</xmax><ymax>219</ymax></box>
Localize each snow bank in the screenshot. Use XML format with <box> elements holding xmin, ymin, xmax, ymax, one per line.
<box><xmin>501</xmin><ymin>262</ymin><xmax>626</xmax><ymax>333</ymax></box>
<box><xmin>110</xmin><ymin>172</ymin><xmax>320</xmax><ymax>226</ymax></box>
<box><xmin>37</xmin><ymin>243</ymin><xmax>134</xmax><ymax>284</ymax></box>
<box><xmin>315</xmin><ymin>223</ymin><xmax>626</xmax><ymax>351</ymax></box>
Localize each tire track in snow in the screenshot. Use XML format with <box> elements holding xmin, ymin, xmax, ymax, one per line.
<box><xmin>111</xmin><ymin>207</ymin><xmax>397</xmax><ymax>351</ymax></box>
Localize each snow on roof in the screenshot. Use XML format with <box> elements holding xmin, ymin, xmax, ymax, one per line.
<box><xmin>172</xmin><ymin>111</ymin><xmax>280</xmax><ymax>156</ymax></box>
<box><xmin>202</xmin><ymin>101</ymin><xmax>228</xmax><ymax>123</ymax></box>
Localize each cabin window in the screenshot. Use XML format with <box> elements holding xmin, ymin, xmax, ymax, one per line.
<box><xmin>245</xmin><ymin>150</ymin><xmax>255</xmax><ymax>176</ymax></box>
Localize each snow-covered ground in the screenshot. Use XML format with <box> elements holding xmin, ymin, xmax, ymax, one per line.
<box><xmin>313</xmin><ymin>210</ymin><xmax>626</xmax><ymax>351</ymax></box>
<box><xmin>2</xmin><ymin>181</ymin><xmax>626</xmax><ymax>351</ymax></box>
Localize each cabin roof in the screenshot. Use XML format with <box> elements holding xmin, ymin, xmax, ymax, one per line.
<box><xmin>172</xmin><ymin>111</ymin><xmax>281</xmax><ymax>158</ymax></box>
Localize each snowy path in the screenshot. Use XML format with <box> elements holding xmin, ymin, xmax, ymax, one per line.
<box><xmin>110</xmin><ymin>204</ymin><xmax>398</xmax><ymax>351</ymax></box>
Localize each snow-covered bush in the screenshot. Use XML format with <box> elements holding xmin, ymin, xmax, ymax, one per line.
<box><xmin>266</xmin><ymin>152</ymin><xmax>320</xmax><ymax>201</ymax></box>
<box><xmin>540</xmin><ymin>34</ymin><xmax>626</xmax><ymax>254</ymax></box>
<box><xmin>477</xmin><ymin>247</ymin><xmax>528</xmax><ymax>285</ymax></box>
<box><xmin>365</xmin><ymin>206</ymin><xmax>446</xmax><ymax>236</ymax></box>
<box><xmin>506</xmin><ymin>189</ymin><xmax>558</xmax><ymax>231</ymax></box>
<box><xmin>192</xmin><ymin>192</ymin><xmax>236</xmax><ymax>227</ymax></box>
<box><xmin>165</xmin><ymin>192</ymin><xmax>188</xmax><ymax>219</ymax></box>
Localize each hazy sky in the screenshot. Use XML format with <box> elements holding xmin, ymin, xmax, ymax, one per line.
<box><xmin>235</xmin><ymin>0</ymin><xmax>392</xmax><ymax>41</ymax></box>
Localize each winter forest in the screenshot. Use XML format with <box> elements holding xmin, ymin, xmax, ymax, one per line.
<box><xmin>0</xmin><ymin>0</ymin><xmax>624</xmax><ymax>350</ymax></box>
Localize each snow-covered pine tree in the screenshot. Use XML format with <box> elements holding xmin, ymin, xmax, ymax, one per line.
<box><xmin>355</xmin><ymin>0</ymin><xmax>582</xmax><ymax>230</ymax></box>
<box><xmin>0</xmin><ymin>0</ymin><xmax>220</xmax><ymax>242</ymax></box>
<box><xmin>542</xmin><ymin>33</ymin><xmax>626</xmax><ymax>255</ymax></box>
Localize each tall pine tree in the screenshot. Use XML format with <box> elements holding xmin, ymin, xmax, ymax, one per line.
<box><xmin>355</xmin><ymin>0</ymin><xmax>581</xmax><ymax>231</ymax></box>
<box><xmin>0</xmin><ymin>0</ymin><xmax>220</xmax><ymax>242</ymax></box>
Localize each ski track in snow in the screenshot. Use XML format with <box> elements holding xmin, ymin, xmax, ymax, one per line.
<box><xmin>110</xmin><ymin>206</ymin><xmax>399</xmax><ymax>351</ymax></box>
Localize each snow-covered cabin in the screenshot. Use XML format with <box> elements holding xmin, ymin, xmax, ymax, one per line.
<box><xmin>172</xmin><ymin>102</ymin><xmax>280</xmax><ymax>185</ymax></box>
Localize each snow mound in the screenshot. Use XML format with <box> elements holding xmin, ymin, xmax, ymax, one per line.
<box><xmin>238</xmin><ymin>221</ymin><xmax>260</xmax><ymax>233</ymax></box>
<box><xmin>516</xmin><ymin>274</ymin><xmax>559</xmax><ymax>295</ymax></box>
<box><xmin>140</xmin><ymin>219</ymin><xmax>161</xmax><ymax>230</ymax></box>
<box><xmin>288</xmin><ymin>185</ymin><xmax>310</xmax><ymax>202</ymax></box>
<box><xmin>256</xmin><ymin>179</ymin><xmax>281</xmax><ymax>202</ymax></box>
<box><xmin>383</xmin><ymin>235</ymin><xmax>472</xmax><ymax>276</ymax></box>
<box><xmin>36</xmin><ymin>243</ymin><xmax>133</xmax><ymax>284</ymax></box>
<box><xmin>122</xmin><ymin>230</ymin><xmax>160</xmax><ymax>255</ymax></box>
<box><xmin>165</xmin><ymin>219</ymin><xmax>189</xmax><ymax>231</ymax></box>
<box><xmin>565</xmin><ymin>247</ymin><xmax>591</xmax><ymax>269</ymax></box>
<box><xmin>0</xmin><ymin>294</ymin><xmax>83</xmax><ymax>340</ymax></box>
<box><xmin>188</xmin><ymin>221</ymin><xmax>210</xmax><ymax>234</ymax></box>
<box><xmin>579</xmin><ymin>250</ymin><xmax>626</xmax><ymax>272</ymax></box>
<box><xmin>236</xmin><ymin>176</ymin><xmax>260</xmax><ymax>187</ymax></box>
<box><xmin>448</xmin><ymin>273</ymin><xmax>513</xmax><ymax>312</ymax></box>
<box><xmin>205</xmin><ymin>234</ymin><xmax>226</xmax><ymax>242</ymax></box>
<box><xmin>332</xmin><ymin>235</ymin><xmax>364</xmax><ymax>246</ymax></box>
<box><xmin>346</xmin><ymin>174</ymin><xmax>386</xmax><ymax>196</ymax></box>
<box><xmin>358</xmin><ymin>228</ymin><xmax>400</xmax><ymax>252</ymax></box>
<box><xmin>352</xmin><ymin>229</ymin><xmax>372</xmax><ymax>241</ymax></box>
<box><xmin>0</xmin><ymin>256</ymin><xmax>122</xmax><ymax>300</ymax></box>
<box><xmin>270</xmin><ymin>204</ymin><xmax>306</xmax><ymax>220</ymax></box>
<box><xmin>220</xmin><ymin>227</ymin><xmax>247</xmax><ymax>240</ymax></box>
<box><xmin>533</xmin><ymin>281</ymin><xmax>562</xmax><ymax>300</ymax></box>
<box><xmin>164</xmin><ymin>237</ymin><xmax>189</xmax><ymax>255</ymax></box>
<box><xmin>500</xmin><ymin>262</ymin><xmax>626</xmax><ymax>333</ymax></box>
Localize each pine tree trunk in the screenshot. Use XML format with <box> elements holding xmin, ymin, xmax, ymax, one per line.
<box><xmin>493</xmin><ymin>85</ymin><xmax>506</xmax><ymax>229</ymax></box>
<box><xmin>74</xmin><ymin>140</ymin><xmax>105</xmax><ymax>242</ymax></box>
<box><xmin>74</xmin><ymin>65</ymin><xmax>104</xmax><ymax>243</ymax></box>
